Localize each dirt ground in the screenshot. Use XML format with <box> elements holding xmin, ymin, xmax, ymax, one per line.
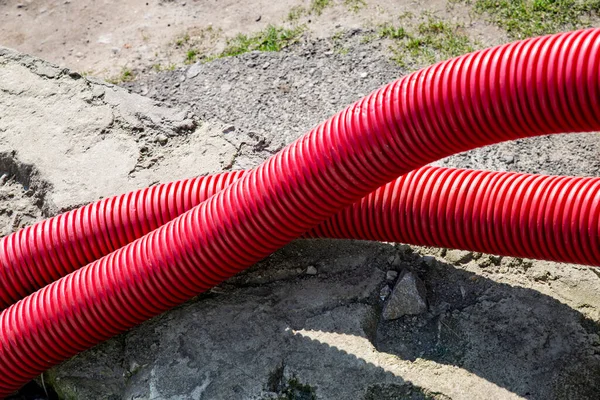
<box><xmin>0</xmin><ymin>0</ymin><xmax>506</xmax><ymax>78</ymax></box>
<box><xmin>1</xmin><ymin>1</ymin><xmax>600</xmax><ymax>399</ymax></box>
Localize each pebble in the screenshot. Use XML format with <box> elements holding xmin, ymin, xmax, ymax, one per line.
<box><xmin>379</xmin><ymin>285</ymin><xmax>391</xmax><ymax>301</ymax></box>
<box><xmin>306</xmin><ymin>266</ymin><xmax>318</xmax><ymax>275</ymax></box>
<box><xmin>156</xmin><ymin>134</ymin><xmax>168</xmax><ymax>145</ymax></box>
<box><xmin>175</xmin><ymin>119</ymin><xmax>196</xmax><ymax>132</ymax></box>
<box><xmin>444</xmin><ymin>249</ymin><xmax>473</xmax><ymax>265</ymax></box>
<box><xmin>422</xmin><ymin>255</ymin><xmax>437</xmax><ymax>267</ymax></box>
<box><xmin>186</xmin><ymin>63</ymin><xmax>202</xmax><ymax>79</ymax></box>
<box><xmin>504</xmin><ymin>154</ymin><xmax>515</xmax><ymax>164</ymax></box>
<box><xmin>386</xmin><ymin>270</ymin><xmax>399</xmax><ymax>282</ymax></box>
<box><xmin>382</xmin><ymin>270</ymin><xmax>427</xmax><ymax>320</ymax></box>
<box><xmin>360</xmin><ymin>72</ymin><xmax>368</xmax><ymax>79</ymax></box>
<box><xmin>222</xmin><ymin>126</ymin><xmax>235</xmax><ymax>134</ymax></box>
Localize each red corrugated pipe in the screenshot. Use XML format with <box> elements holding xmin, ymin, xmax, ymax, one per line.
<box><xmin>0</xmin><ymin>28</ymin><xmax>599</xmax><ymax>396</ymax></box>
<box><xmin>1</xmin><ymin>167</ymin><xmax>598</xmax><ymax>310</ymax></box>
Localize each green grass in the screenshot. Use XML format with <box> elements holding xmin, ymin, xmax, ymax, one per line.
<box><xmin>380</xmin><ymin>16</ymin><xmax>477</xmax><ymax>68</ymax></box>
<box><xmin>378</xmin><ymin>24</ymin><xmax>410</xmax><ymax>40</ymax></box>
<box><xmin>219</xmin><ymin>25</ymin><xmax>304</xmax><ymax>58</ymax></box>
<box><xmin>175</xmin><ymin>33</ymin><xmax>191</xmax><ymax>47</ymax></box>
<box><xmin>345</xmin><ymin>0</ymin><xmax>367</xmax><ymax>12</ymax></box>
<box><xmin>470</xmin><ymin>0</ymin><xmax>600</xmax><ymax>39</ymax></box>
<box><xmin>185</xmin><ymin>49</ymin><xmax>198</xmax><ymax>63</ymax></box>
<box><xmin>107</xmin><ymin>67</ymin><xmax>135</xmax><ymax>84</ymax></box>
<box><xmin>310</xmin><ymin>0</ymin><xmax>332</xmax><ymax>15</ymax></box>
<box><xmin>287</xmin><ymin>5</ymin><xmax>306</xmax><ymax>21</ymax></box>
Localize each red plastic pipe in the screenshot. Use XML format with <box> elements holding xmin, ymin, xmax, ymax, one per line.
<box><xmin>0</xmin><ymin>28</ymin><xmax>599</xmax><ymax>395</ymax></box>
<box><xmin>1</xmin><ymin>167</ymin><xmax>599</xmax><ymax>310</ymax></box>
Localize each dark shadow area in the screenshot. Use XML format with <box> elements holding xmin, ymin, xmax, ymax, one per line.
<box><xmin>277</xmin><ymin>240</ymin><xmax>600</xmax><ymax>399</ymax></box>
<box><xmin>372</xmin><ymin>250</ymin><xmax>600</xmax><ymax>400</ymax></box>
<box><xmin>41</xmin><ymin>239</ymin><xmax>600</xmax><ymax>399</ymax></box>
<box><xmin>8</xmin><ymin>380</ymin><xmax>58</xmax><ymax>400</ymax></box>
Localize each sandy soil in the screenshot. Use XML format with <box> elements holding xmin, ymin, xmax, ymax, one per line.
<box><xmin>0</xmin><ymin>0</ymin><xmax>506</xmax><ymax>78</ymax></box>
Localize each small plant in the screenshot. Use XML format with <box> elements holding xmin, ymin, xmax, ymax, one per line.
<box><xmin>378</xmin><ymin>24</ymin><xmax>409</xmax><ymax>40</ymax></box>
<box><xmin>219</xmin><ymin>25</ymin><xmax>304</xmax><ymax>58</ymax></box>
<box><xmin>345</xmin><ymin>0</ymin><xmax>367</xmax><ymax>12</ymax></box>
<box><xmin>186</xmin><ymin>49</ymin><xmax>198</xmax><ymax>63</ymax></box>
<box><xmin>379</xmin><ymin>15</ymin><xmax>478</xmax><ymax>69</ymax></box>
<box><xmin>310</xmin><ymin>0</ymin><xmax>331</xmax><ymax>15</ymax></box>
<box><xmin>287</xmin><ymin>5</ymin><xmax>306</xmax><ymax>21</ymax></box>
<box><xmin>107</xmin><ymin>67</ymin><xmax>135</xmax><ymax>84</ymax></box>
<box><xmin>175</xmin><ymin>33</ymin><xmax>191</xmax><ymax>47</ymax></box>
<box><xmin>121</xmin><ymin>68</ymin><xmax>134</xmax><ymax>81</ymax></box>
<box><xmin>469</xmin><ymin>0</ymin><xmax>600</xmax><ymax>39</ymax></box>
<box><xmin>331</xmin><ymin>30</ymin><xmax>350</xmax><ymax>54</ymax></box>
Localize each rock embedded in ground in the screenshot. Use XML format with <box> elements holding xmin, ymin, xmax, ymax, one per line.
<box><xmin>444</xmin><ymin>249</ymin><xmax>474</xmax><ymax>265</ymax></box>
<box><xmin>382</xmin><ymin>270</ymin><xmax>428</xmax><ymax>320</ymax></box>
<box><xmin>386</xmin><ymin>270</ymin><xmax>399</xmax><ymax>282</ymax></box>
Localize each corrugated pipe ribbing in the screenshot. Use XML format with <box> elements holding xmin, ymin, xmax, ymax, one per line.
<box><xmin>1</xmin><ymin>167</ymin><xmax>598</xmax><ymax>311</ymax></box>
<box><xmin>0</xmin><ymin>28</ymin><xmax>599</xmax><ymax>395</ymax></box>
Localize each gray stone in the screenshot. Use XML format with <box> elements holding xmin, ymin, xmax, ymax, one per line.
<box><xmin>156</xmin><ymin>134</ymin><xmax>168</xmax><ymax>145</ymax></box>
<box><xmin>379</xmin><ymin>284</ymin><xmax>391</xmax><ymax>301</ymax></box>
<box><xmin>222</xmin><ymin>125</ymin><xmax>235</xmax><ymax>134</ymax></box>
<box><xmin>186</xmin><ymin>62</ymin><xmax>202</xmax><ymax>79</ymax></box>
<box><xmin>174</xmin><ymin>118</ymin><xmax>196</xmax><ymax>132</ymax></box>
<box><xmin>382</xmin><ymin>270</ymin><xmax>427</xmax><ymax>320</ymax></box>
<box><xmin>444</xmin><ymin>249</ymin><xmax>474</xmax><ymax>265</ymax></box>
<box><xmin>422</xmin><ymin>255</ymin><xmax>437</xmax><ymax>267</ymax></box>
<box><xmin>386</xmin><ymin>270</ymin><xmax>399</xmax><ymax>282</ymax></box>
<box><xmin>306</xmin><ymin>265</ymin><xmax>318</xmax><ymax>275</ymax></box>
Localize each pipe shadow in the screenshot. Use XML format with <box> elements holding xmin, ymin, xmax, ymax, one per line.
<box><xmin>370</xmin><ymin>249</ymin><xmax>600</xmax><ymax>400</ymax></box>
<box><xmin>236</xmin><ymin>239</ymin><xmax>600</xmax><ymax>399</ymax></box>
<box><xmin>41</xmin><ymin>239</ymin><xmax>600</xmax><ymax>400</ymax></box>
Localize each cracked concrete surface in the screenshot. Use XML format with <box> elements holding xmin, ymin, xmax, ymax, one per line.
<box><xmin>0</xmin><ymin>46</ymin><xmax>237</xmax><ymax>217</ymax></box>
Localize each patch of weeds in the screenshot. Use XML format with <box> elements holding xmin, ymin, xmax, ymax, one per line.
<box><xmin>171</xmin><ymin>26</ymin><xmax>222</xmax><ymax>64</ymax></box>
<box><xmin>310</xmin><ymin>0</ymin><xmax>331</xmax><ymax>15</ymax></box>
<box><xmin>469</xmin><ymin>0</ymin><xmax>600</xmax><ymax>39</ymax></box>
<box><xmin>154</xmin><ymin>63</ymin><xmax>177</xmax><ymax>71</ymax></box>
<box><xmin>378</xmin><ymin>23</ymin><xmax>410</xmax><ymax>40</ymax></box>
<box><xmin>360</xmin><ymin>33</ymin><xmax>377</xmax><ymax>44</ymax></box>
<box><xmin>219</xmin><ymin>25</ymin><xmax>304</xmax><ymax>58</ymax></box>
<box><xmin>331</xmin><ymin>30</ymin><xmax>350</xmax><ymax>54</ymax></box>
<box><xmin>287</xmin><ymin>5</ymin><xmax>306</xmax><ymax>21</ymax></box>
<box><xmin>107</xmin><ymin>67</ymin><xmax>135</xmax><ymax>84</ymax></box>
<box><xmin>345</xmin><ymin>0</ymin><xmax>367</xmax><ymax>12</ymax></box>
<box><xmin>383</xmin><ymin>16</ymin><xmax>477</xmax><ymax>68</ymax></box>
<box><xmin>185</xmin><ymin>49</ymin><xmax>198</xmax><ymax>64</ymax></box>
<box><xmin>175</xmin><ymin>33</ymin><xmax>191</xmax><ymax>47</ymax></box>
